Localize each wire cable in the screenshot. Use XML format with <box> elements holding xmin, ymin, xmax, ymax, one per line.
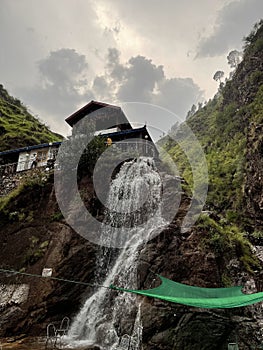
<box><xmin>0</xmin><ymin>268</ymin><xmax>110</xmax><ymax>289</ymax></box>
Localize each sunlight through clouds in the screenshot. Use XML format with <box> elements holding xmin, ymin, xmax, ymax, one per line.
<box><xmin>0</xmin><ymin>0</ymin><xmax>262</xmax><ymax>135</ymax></box>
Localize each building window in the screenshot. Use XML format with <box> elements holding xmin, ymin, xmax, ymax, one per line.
<box><xmin>37</xmin><ymin>150</ymin><xmax>48</xmax><ymax>162</ymax></box>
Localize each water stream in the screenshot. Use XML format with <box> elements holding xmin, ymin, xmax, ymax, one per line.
<box><xmin>66</xmin><ymin>157</ymin><xmax>165</xmax><ymax>349</ymax></box>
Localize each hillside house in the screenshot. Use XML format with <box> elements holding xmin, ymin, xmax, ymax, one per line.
<box><xmin>66</xmin><ymin>100</ymin><xmax>158</xmax><ymax>157</ymax></box>
<box><xmin>0</xmin><ymin>142</ymin><xmax>61</xmax><ymax>175</ymax></box>
<box><xmin>0</xmin><ymin>100</ymin><xmax>158</xmax><ymax>176</ymax></box>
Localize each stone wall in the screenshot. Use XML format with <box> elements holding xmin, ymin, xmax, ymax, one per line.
<box><xmin>0</xmin><ymin>167</ymin><xmax>47</xmax><ymax>196</ymax></box>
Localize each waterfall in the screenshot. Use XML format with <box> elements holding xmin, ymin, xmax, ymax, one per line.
<box><xmin>67</xmin><ymin>157</ymin><xmax>165</xmax><ymax>349</ymax></box>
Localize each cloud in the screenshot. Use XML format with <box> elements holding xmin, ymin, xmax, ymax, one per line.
<box><xmin>93</xmin><ymin>76</ymin><xmax>108</xmax><ymax>93</ymax></box>
<box><xmin>117</xmin><ymin>56</ymin><xmax>164</xmax><ymax>102</ymax></box>
<box><xmin>94</xmin><ymin>48</ymin><xmax>203</xmax><ymax>121</ymax></box>
<box><xmin>24</xmin><ymin>46</ymin><xmax>202</xmax><ymax>132</ymax></box>
<box><xmin>17</xmin><ymin>48</ymin><xmax>94</xmax><ymax>133</ymax></box>
<box><xmin>0</xmin><ymin>0</ymin><xmax>116</xmax><ymax>110</ymax></box>
<box><xmin>153</xmin><ymin>78</ymin><xmax>203</xmax><ymax>118</ymax></box>
<box><xmin>107</xmin><ymin>48</ymin><xmax>127</xmax><ymax>81</ymax></box>
<box><xmin>14</xmin><ymin>43</ymin><xmax>203</xmax><ymax>136</ymax></box>
<box><xmin>38</xmin><ymin>49</ymin><xmax>88</xmax><ymax>87</ymax></box>
<box><xmin>0</xmin><ymin>0</ymin><xmax>43</xmax><ymax>86</ymax></box>
<box><xmin>196</xmin><ymin>0</ymin><xmax>263</xmax><ymax>57</ymax></box>
<box><xmin>96</xmin><ymin>0</ymin><xmax>224</xmax><ymax>46</ymax></box>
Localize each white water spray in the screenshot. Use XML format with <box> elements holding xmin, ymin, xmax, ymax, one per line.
<box><xmin>67</xmin><ymin>157</ymin><xmax>165</xmax><ymax>349</ymax></box>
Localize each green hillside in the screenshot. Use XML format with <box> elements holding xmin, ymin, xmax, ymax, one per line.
<box><xmin>163</xmin><ymin>21</ymin><xmax>263</xmax><ymax>234</ymax></box>
<box><xmin>0</xmin><ymin>84</ymin><xmax>62</xmax><ymax>152</ymax></box>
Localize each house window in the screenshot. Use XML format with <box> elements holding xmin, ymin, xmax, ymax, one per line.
<box><xmin>37</xmin><ymin>150</ymin><xmax>48</xmax><ymax>162</ymax></box>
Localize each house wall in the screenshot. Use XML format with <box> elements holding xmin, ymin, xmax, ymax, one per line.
<box><xmin>16</xmin><ymin>145</ymin><xmax>59</xmax><ymax>172</ymax></box>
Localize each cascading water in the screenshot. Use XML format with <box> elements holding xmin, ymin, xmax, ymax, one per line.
<box><xmin>67</xmin><ymin>157</ymin><xmax>165</xmax><ymax>349</ymax></box>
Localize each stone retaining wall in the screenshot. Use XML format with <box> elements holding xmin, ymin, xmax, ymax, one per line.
<box><xmin>0</xmin><ymin>168</ymin><xmax>47</xmax><ymax>197</ymax></box>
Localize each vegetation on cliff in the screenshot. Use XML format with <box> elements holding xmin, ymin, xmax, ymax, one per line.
<box><xmin>0</xmin><ymin>84</ymin><xmax>62</xmax><ymax>152</ymax></box>
<box><xmin>162</xmin><ymin>20</ymin><xmax>263</xmax><ymax>274</ymax></box>
<box><xmin>165</xmin><ymin>21</ymin><xmax>262</xmax><ymax>222</ymax></box>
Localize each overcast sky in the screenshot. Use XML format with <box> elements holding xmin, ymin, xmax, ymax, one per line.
<box><xmin>1</xmin><ymin>0</ymin><xmax>262</xmax><ymax>137</ymax></box>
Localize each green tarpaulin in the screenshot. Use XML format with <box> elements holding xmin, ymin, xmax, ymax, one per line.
<box><xmin>110</xmin><ymin>274</ymin><xmax>263</xmax><ymax>308</ymax></box>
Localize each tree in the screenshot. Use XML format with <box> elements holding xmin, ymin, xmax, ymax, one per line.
<box><xmin>198</xmin><ymin>102</ymin><xmax>203</xmax><ymax>110</ymax></box>
<box><xmin>227</xmin><ymin>50</ymin><xmax>242</xmax><ymax>69</ymax></box>
<box><xmin>57</xmin><ymin>134</ymin><xmax>107</xmax><ymax>181</ymax></box>
<box><xmin>213</xmin><ymin>71</ymin><xmax>224</xmax><ymax>83</ymax></box>
<box><xmin>186</xmin><ymin>104</ymin><xmax>197</xmax><ymax>119</ymax></box>
<box><xmin>243</xmin><ymin>20</ymin><xmax>263</xmax><ymax>48</ymax></box>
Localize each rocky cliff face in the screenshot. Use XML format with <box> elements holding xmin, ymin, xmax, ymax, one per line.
<box><xmin>0</xmin><ymin>170</ymin><xmax>262</xmax><ymax>350</ymax></box>
<box><xmin>245</xmin><ymin>122</ymin><xmax>263</xmax><ymax>230</ymax></box>
<box><xmin>138</xmin><ymin>225</ymin><xmax>263</xmax><ymax>350</ymax></box>
<box><xmin>135</xmin><ymin>181</ymin><xmax>263</xmax><ymax>349</ymax></box>
<box><xmin>0</xmin><ymin>175</ymin><xmax>98</xmax><ymax>337</ymax></box>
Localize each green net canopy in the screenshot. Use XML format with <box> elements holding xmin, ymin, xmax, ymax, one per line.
<box><xmin>110</xmin><ymin>275</ymin><xmax>263</xmax><ymax>308</ymax></box>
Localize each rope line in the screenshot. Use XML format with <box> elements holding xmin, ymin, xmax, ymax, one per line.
<box><xmin>0</xmin><ymin>268</ymin><xmax>110</xmax><ymax>289</ymax></box>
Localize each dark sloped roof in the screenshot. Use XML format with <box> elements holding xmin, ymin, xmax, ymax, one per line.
<box><xmin>104</xmin><ymin>126</ymin><xmax>153</xmax><ymax>142</ymax></box>
<box><xmin>0</xmin><ymin>141</ymin><xmax>62</xmax><ymax>156</ymax></box>
<box><xmin>65</xmin><ymin>100</ymin><xmax>121</xmax><ymax>127</ymax></box>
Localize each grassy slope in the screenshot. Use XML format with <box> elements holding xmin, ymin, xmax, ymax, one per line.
<box><xmin>164</xmin><ymin>21</ymin><xmax>263</xmax><ymax>222</ymax></box>
<box><xmin>0</xmin><ymin>84</ymin><xmax>63</xmax><ymax>152</ymax></box>
<box><xmin>162</xmin><ymin>22</ymin><xmax>263</xmax><ymax>273</ymax></box>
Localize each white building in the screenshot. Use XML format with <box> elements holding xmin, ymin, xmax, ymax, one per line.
<box><xmin>0</xmin><ymin>141</ymin><xmax>61</xmax><ymax>174</ymax></box>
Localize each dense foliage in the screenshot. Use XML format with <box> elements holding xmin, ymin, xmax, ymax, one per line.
<box><xmin>164</xmin><ymin>21</ymin><xmax>263</xmax><ymax>222</ymax></box>
<box><xmin>162</xmin><ymin>21</ymin><xmax>263</xmax><ymax>272</ymax></box>
<box><xmin>0</xmin><ymin>84</ymin><xmax>62</xmax><ymax>152</ymax></box>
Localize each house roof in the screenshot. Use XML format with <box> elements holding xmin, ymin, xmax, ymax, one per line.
<box><xmin>65</xmin><ymin>100</ymin><xmax>121</xmax><ymax>127</ymax></box>
<box><xmin>0</xmin><ymin>141</ymin><xmax>62</xmax><ymax>157</ymax></box>
<box><xmin>103</xmin><ymin>125</ymin><xmax>154</xmax><ymax>142</ymax></box>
